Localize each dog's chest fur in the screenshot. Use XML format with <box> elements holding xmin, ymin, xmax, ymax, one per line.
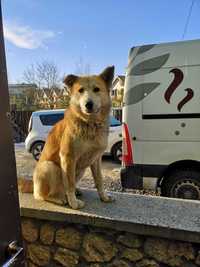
<box><xmin>71</xmin><ymin>121</ymin><xmax>109</xmax><ymax>168</ymax></box>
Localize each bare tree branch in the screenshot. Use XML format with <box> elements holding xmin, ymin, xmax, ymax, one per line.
<box><xmin>75</xmin><ymin>56</ymin><xmax>91</xmax><ymax>75</ymax></box>
<box><xmin>23</xmin><ymin>64</ymin><xmax>36</xmax><ymax>84</ymax></box>
<box><xmin>23</xmin><ymin>60</ymin><xmax>60</xmax><ymax>89</ymax></box>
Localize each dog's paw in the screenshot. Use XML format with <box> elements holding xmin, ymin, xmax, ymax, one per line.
<box><xmin>77</xmin><ymin>199</ymin><xmax>85</xmax><ymax>209</ymax></box>
<box><xmin>61</xmin><ymin>197</ymin><xmax>68</xmax><ymax>206</ymax></box>
<box><xmin>100</xmin><ymin>193</ymin><xmax>115</xmax><ymax>203</ymax></box>
<box><xmin>69</xmin><ymin>199</ymin><xmax>85</xmax><ymax>209</ymax></box>
<box><xmin>45</xmin><ymin>196</ymin><xmax>67</xmax><ymax>206</ymax></box>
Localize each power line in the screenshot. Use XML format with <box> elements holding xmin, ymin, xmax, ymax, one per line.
<box><xmin>182</xmin><ymin>0</ymin><xmax>195</xmax><ymax>40</ymax></box>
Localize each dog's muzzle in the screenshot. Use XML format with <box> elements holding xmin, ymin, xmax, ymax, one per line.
<box><xmin>85</xmin><ymin>100</ymin><xmax>94</xmax><ymax>113</ymax></box>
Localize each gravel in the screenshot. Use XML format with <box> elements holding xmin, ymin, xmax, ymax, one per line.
<box><xmin>15</xmin><ymin>143</ymin><xmax>122</xmax><ymax>192</ymax></box>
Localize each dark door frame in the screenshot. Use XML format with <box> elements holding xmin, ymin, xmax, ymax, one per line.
<box><xmin>0</xmin><ymin>1</ymin><xmax>24</xmax><ymax>265</ymax></box>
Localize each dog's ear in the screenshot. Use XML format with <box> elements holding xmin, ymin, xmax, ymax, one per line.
<box><xmin>63</xmin><ymin>74</ymin><xmax>78</xmax><ymax>88</ymax></box>
<box><xmin>100</xmin><ymin>66</ymin><xmax>115</xmax><ymax>89</ymax></box>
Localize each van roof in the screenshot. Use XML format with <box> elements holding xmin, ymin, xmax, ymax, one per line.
<box><xmin>127</xmin><ymin>38</ymin><xmax>200</xmax><ymax>77</ymax></box>
<box><xmin>131</xmin><ymin>38</ymin><xmax>200</xmax><ymax>50</ymax></box>
<box><xmin>32</xmin><ymin>108</ymin><xmax>121</xmax><ymax>116</ymax></box>
<box><xmin>32</xmin><ymin>109</ymin><xmax>65</xmax><ymax>116</ymax></box>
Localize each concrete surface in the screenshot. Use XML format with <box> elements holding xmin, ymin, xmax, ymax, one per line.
<box><xmin>20</xmin><ymin>189</ymin><xmax>200</xmax><ymax>243</ymax></box>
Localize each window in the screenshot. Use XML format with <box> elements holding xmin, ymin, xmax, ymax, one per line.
<box><xmin>110</xmin><ymin>116</ymin><xmax>121</xmax><ymax>127</ymax></box>
<box><xmin>39</xmin><ymin>113</ymin><xmax>64</xmax><ymax>126</ymax></box>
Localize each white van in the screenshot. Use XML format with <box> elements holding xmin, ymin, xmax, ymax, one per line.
<box><xmin>121</xmin><ymin>39</ymin><xmax>200</xmax><ymax>200</ymax></box>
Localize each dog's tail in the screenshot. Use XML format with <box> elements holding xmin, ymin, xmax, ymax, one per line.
<box><xmin>18</xmin><ymin>177</ymin><xmax>33</xmax><ymax>193</ymax></box>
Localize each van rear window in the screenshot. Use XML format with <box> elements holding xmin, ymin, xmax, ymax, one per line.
<box><xmin>39</xmin><ymin>113</ymin><xmax>64</xmax><ymax>126</ymax></box>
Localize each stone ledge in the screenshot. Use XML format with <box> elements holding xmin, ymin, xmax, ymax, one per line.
<box><xmin>19</xmin><ymin>190</ymin><xmax>200</xmax><ymax>244</ymax></box>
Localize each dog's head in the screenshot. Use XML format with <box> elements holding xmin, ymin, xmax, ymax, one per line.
<box><xmin>64</xmin><ymin>66</ymin><xmax>114</xmax><ymax>121</ymax></box>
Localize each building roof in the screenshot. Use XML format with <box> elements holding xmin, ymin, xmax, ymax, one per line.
<box><xmin>8</xmin><ymin>83</ymin><xmax>37</xmax><ymax>95</ymax></box>
<box><xmin>9</xmin><ymin>83</ymin><xmax>37</xmax><ymax>88</ymax></box>
<box><xmin>112</xmin><ymin>75</ymin><xmax>125</xmax><ymax>88</ymax></box>
<box><xmin>42</xmin><ymin>89</ymin><xmax>52</xmax><ymax>97</ymax></box>
<box><xmin>52</xmin><ymin>88</ymin><xmax>63</xmax><ymax>96</ymax></box>
<box><xmin>117</xmin><ymin>75</ymin><xmax>125</xmax><ymax>82</ymax></box>
<box><xmin>35</xmin><ymin>90</ymin><xmax>43</xmax><ymax>98</ymax></box>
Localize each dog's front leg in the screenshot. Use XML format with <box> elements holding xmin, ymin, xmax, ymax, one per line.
<box><xmin>60</xmin><ymin>155</ymin><xmax>85</xmax><ymax>209</ymax></box>
<box><xmin>91</xmin><ymin>157</ymin><xmax>115</xmax><ymax>202</ymax></box>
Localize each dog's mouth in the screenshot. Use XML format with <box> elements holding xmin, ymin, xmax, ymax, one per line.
<box><xmin>85</xmin><ymin>109</ymin><xmax>93</xmax><ymax>114</ymax></box>
<box><xmin>82</xmin><ymin>108</ymin><xmax>100</xmax><ymax>115</ymax></box>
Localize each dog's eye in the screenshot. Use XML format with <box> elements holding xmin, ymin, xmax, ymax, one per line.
<box><xmin>93</xmin><ymin>87</ymin><xmax>100</xmax><ymax>93</ymax></box>
<box><xmin>78</xmin><ymin>87</ymin><xmax>84</xmax><ymax>93</ymax></box>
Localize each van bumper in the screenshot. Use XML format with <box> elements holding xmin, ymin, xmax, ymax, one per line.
<box><xmin>120</xmin><ymin>164</ymin><xmax>166</xmax><ymax>189</ymax></box>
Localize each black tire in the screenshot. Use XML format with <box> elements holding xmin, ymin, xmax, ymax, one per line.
<box><xmin>112</xmin><ymin>142</ymin><xmax>122</xmax><ymax>164</ymax></box>
<box><xmin>161</xmin><ymin>169</ymin><xmax>200</xmax><ymax>200</ymax></box>
<box><xmin>31</xmin><ymin>141</ymin><xmax>45</xmax><ymax>161</ymax></box>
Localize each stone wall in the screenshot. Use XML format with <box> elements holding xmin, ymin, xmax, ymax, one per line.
<box><xmin>21</xmin><ymin>217</ymin><xmax>200</xmax><ymax>267</ymax></box>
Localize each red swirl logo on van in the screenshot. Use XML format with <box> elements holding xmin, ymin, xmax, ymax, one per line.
<box><xmin>164</xmin><ymin>68</ymin><xmax>194</xmax><ymax>111</ymax></box>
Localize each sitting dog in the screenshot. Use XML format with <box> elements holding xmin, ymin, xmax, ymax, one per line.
<box><xmin>33</xmin><ymin>66</ymin><xmax>115</xmax><ymax>209</ymax></box>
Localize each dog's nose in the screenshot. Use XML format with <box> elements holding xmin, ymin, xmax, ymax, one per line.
<box><xmin>85</xmin><ymin>100</ymin><xmax>93</xmax><ymax>112</ymax></box>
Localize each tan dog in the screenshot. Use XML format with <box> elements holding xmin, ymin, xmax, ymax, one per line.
<box><xmin>33</xmin><ymin>66</ymin><xmax>115</xmax><ymax>209</ymax></box>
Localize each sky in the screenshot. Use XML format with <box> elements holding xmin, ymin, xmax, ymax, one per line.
<box><xmin>2</xmin><ymin>0</ymin><xmax>200</xmax><ymax>83</ymax></box>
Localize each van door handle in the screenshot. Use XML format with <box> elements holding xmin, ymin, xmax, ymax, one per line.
<box><xmin>3</xmin><ymin>241</ymin><xmax>24</xmax><ymax>267</ymax></box>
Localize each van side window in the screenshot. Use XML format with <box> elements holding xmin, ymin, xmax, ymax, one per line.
<box><xmin>39</xmin><ymin>113</ymin><xmax>64</xmax><ymax>126</ymax></box>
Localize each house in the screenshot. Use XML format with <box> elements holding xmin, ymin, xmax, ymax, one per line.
<box><xmin>51</xmin><ymin>88</ymin><xmax>64</xmax><ymax>108</ymax></box>
<box><xmin>9</xmin><ymin>83</ymin><xmax>37</xmax><ymax>96</ymax></box>
<box><xmin>9</xmin><ymin>83</ymin><xmax>37</xmax><ymax>110</ymax></box>
<box><xmin>34</xmin><ymin>89</ymin><xmax>44</xmax><ymax>106</ymax></box>
<box><xmin>34</xmin><ymin>88</ymin><xmax>52</xmax><ymax>109</ymax></box>
<box><xmin>111</xmin><ymin>75</ymin><xmax>125</xmax><ymax>107</ymax></box>
<box><xmin>35</xmin><ymin>87</ymin><xmax>70</xmax><ymax>109</ymax></box>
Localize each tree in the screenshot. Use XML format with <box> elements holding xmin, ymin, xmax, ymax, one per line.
<box><xmin>23</xmin><ymin>60</ymin><xmax>60</xmax><ymax>89</ymax></box>
<box><xmin>23</xmin><ymin>64</ymin><xmax>37</xmax><ymax>85</ymax></box>
<box><xmin>74</xmin><ymin>57</ymin><xmax>91</xmax><ymax>75</ymax></box>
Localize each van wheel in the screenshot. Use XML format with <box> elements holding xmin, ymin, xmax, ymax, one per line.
<box><xmin>31</xmin><ymin>141</ymin><xmax>45</xmax><ymax>161</ymax></box>
<box><xmin>161</xmin><ymin>169</ymin><xmax>200</xmax><ymax>200</ymax></box>
<box><xmin>112</xmin><ymin>142</ymin><xmax>122</xmax><ymax>164</ymax></box>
